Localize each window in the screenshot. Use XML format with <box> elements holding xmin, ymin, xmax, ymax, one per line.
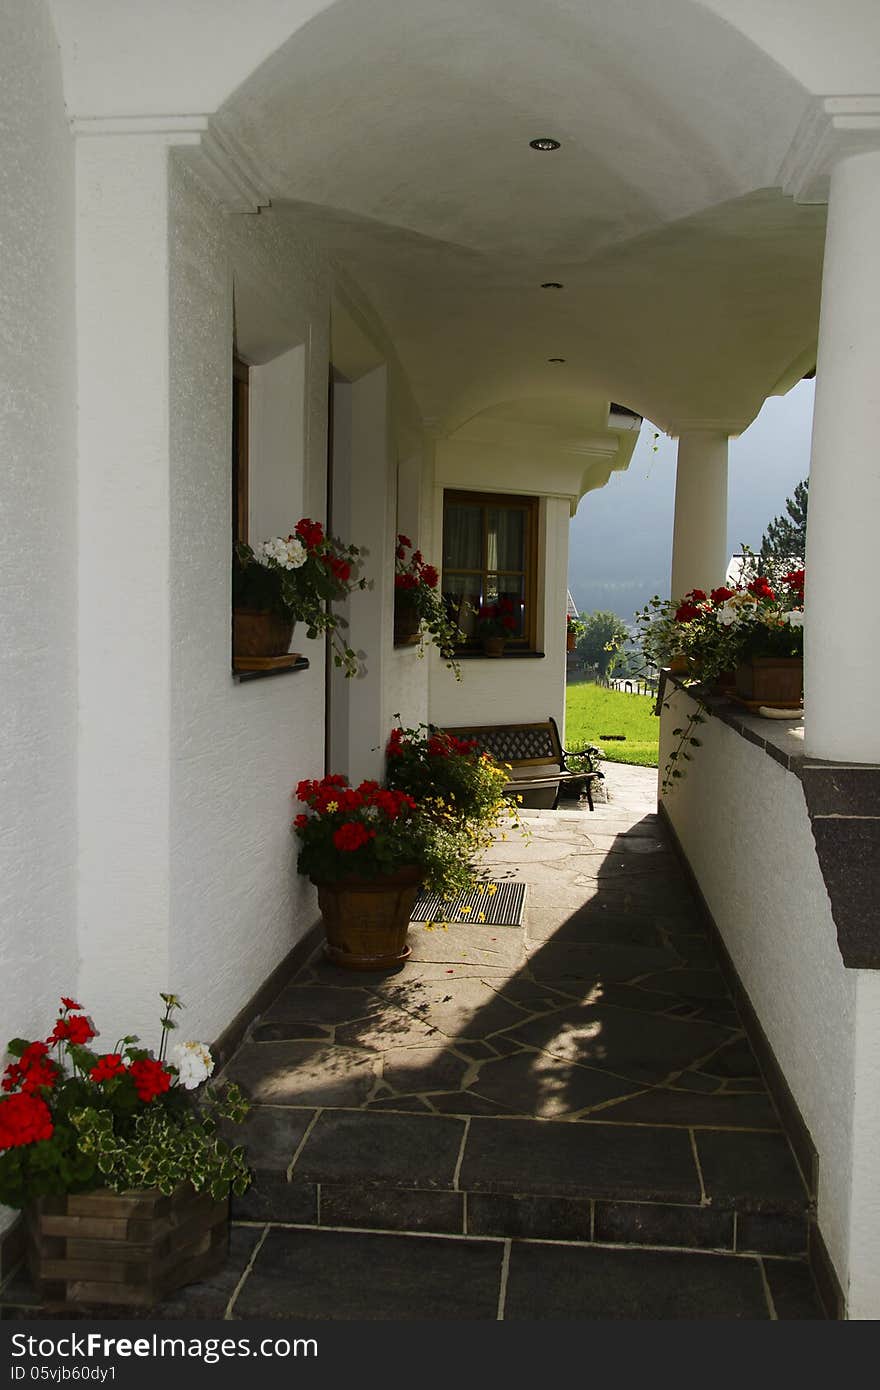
<box><xmin>442</xmin><ymin>490</ymin><xmax>539</xmax><ymax>649</ymax></box>
<box><xmin>232</xmin><ymin>356</ymin><xmax>249</xmax><ymax>543</ymax></box>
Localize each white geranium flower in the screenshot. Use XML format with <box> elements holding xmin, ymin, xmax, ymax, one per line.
<box><xmin>172</xmin><ymin>1040</ymin><xmax>215</xmax><ymax>1090</ymax></box>
<box><xmin>256</xmin><ymin>537</ymin><xmax>307</xmax><ymax>570</ymax></box>
<box><xmin>716</xmin><ymin>602</ymin><xmax>739</xmax><ymax>626</ymax></box>
<box><xmin>784</xmin><ymin>609</ymin><xmax>805</xmax><ymax>627</ymax></box>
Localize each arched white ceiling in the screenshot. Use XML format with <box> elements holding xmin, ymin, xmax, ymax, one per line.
<box><xmin>211</xmin><ymin>0</ymin><xmax>823</xmax><ymax>433</ymax></box>
<box><xmin>50</xmin><ymin>0</ymin><xmax>839</xmax><ymax>440</ymax></box>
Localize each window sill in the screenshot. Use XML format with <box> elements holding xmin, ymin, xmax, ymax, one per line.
<box><xmin>233</xmin><ymin>656</ymin><xmax>310</xmax><ymax>682</ymax></box>
<box><xmin>455</xmin><ymin>649</ymin><xmax>546</xmax><ymax>660</ymax></box>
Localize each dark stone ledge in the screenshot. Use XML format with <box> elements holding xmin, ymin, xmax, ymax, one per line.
<box><xmin>661</xmin><ymin>671</ymin><xmax>880</xmax><ymax>971</ymax></box>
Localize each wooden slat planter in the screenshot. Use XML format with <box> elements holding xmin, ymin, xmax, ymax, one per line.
<box><xmin>27</xmin><ymin>1185</ymin><xmax>228</xmax><ymax>1307</ymax></box>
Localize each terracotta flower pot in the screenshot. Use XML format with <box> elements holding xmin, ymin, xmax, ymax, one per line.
<box><xmin>481</xmin><ymin>636</ymin><xmax>506</xmax><ymax>657</ymax></box>
<box><xmin>313</xmin><ymin>866</ymin><xmax>423</xmax><ymax>970</ymax></box>
<box><xmin>232</xmin><ymin>608</ymin><xmax>294</xmax><ymax>658</ymax></box>
<box><xmin>567</xmin><ymin>631</ymin><xmax>577</xmax><ymax>652</ymax></box>
<box><xmin>27</xmin><ymin>1185</ymin><xmax>228</xmax><ymax>1307</ymax></box>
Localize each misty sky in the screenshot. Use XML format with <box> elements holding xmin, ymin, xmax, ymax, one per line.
<box><xmin>568</xmin><ymin>378</ymin><xmax>815</xmax><ymax>622</ymax></box>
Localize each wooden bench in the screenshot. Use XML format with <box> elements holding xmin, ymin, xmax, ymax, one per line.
<box><xmin>441</xmin><ymin>716</ymin><xmax>603</xmax><ymax>811</ymax></box>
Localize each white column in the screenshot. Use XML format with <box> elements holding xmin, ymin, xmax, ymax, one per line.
<box><xmin>804</xmin><ymin>149</ymin><xmax>880</xmax><ymax>762</ymax></box>
<box><xmin>670</xmin><ymin>429</ymin><xmax>729</xmax><ymax>598</ymax></box>
<box><xmin>75</xmin><ymin>128</ymin><xmax>193</xmax><ymax>1042</ymax></box>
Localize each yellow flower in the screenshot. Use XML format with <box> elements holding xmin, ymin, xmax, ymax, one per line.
<box><xmin>487</xmin><ymin>884</ymin><xmax>498</xmax><ymax>896</ymax></box>
<box><xmin>478</xmin><ymin>912</ymin><xmax>486</xmax><ymax>923</ymax></box>
<box><xmin>326</xmin><ymin>800</ymin><xmax>339</xmax><ymax>813</ymax></box>
<box><xmin>460</xmin><ymin>905</ymin><xmax>473</xmax><ymax>915</ymax></box>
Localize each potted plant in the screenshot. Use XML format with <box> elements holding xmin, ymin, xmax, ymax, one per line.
<box><xmin>233</xmin><ymin>517</ymin><xmax>367</xmax><ymax>675</ymax></box>
<box><xmin>641</xmin><ymin>558</ymin><xmax>805</xmax><ymax>793</ymax></box>
<box><xmin>393</xmin><ymin>535</ymin><xmax>465</xmax><ymax>678</ymax></box>
<box><xmin>567</xmin><ymin>613</ymin><xmax>586</xmax><ymax>652</ymax></box>
<box><xmin>476</xmin><ymin>596</ymin><xmax>518</xmax><ymax>655</ymax></box>
<box><xmin>384</xmin><ymin>721</ymin><xmax>511</xmax><ymax>838</ymax></box>
<box><xmin>293</xmin><ymin>754</ymin><xmax>510</xmax><ymax>969</ymax></box>
<box><xmin>0</xmin><ymin>995</ymin><xmax>250</xmax><ymax>1308</ymax></box>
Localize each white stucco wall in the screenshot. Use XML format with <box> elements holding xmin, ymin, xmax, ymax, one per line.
<box><xmin>166</xmin><ymin>161</ymin><xmax>333</xmax><ymax>1044</ymax></box>
<box><xmin>660</xmin><ymin>690</ymin><xmax>862</xmax><ymax>1307</ymax></box>
<box><xmin>429</xmin><ymin>494</ymin><xmax>570</xmax><ymax>730</ymax></box>
<box><xmin>0</xmin><ymin>1</ymin><xmax>77</xmax><ymax>1045</ymax></box>
<box><xmin>0</xmin><ymin>0</ymin><xmax>77</xmax><ymax>1242</ymax></box>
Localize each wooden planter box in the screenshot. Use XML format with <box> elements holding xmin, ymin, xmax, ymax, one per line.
<box><xmin>735</xmin><ymin>655</ymin><xmax>803</xmax><ymax>707</ymax></box>
<box><xmin>27</xmin><ymin>1185</ymin><xmax>228</xmax><ymax>1307</ymax></box>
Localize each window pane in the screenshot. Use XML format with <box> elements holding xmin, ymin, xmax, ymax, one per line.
<box><xmin>442</xmin><ymin>573</ymin><xmax>481</xmax><ymax>641</ymax></box>
<box><xmin>444</xmin><ymin>504</ymin><xmax>482</xmax><ymax>570</ymax></box>
<box><xmin>486</xmin><ymin>573</ymin><xmax>525</xmax><ymax>639</ymax></box>
<box><xmin>487</xmin><ymin>507</ymin><xmax>524</xmax><ymax>572</ymax></box>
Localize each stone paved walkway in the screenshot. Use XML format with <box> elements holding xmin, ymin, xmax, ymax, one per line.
<box><xmin>0</xmin><ymin>765</ymin><xmax>825</xmax><ymax>1319</ymax></box>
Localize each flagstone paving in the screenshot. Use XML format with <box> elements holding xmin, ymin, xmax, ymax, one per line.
<box><xmin>0</xmin><ymin>764</ymin><xmax>825</xmax><ymax>1320</ymax></box>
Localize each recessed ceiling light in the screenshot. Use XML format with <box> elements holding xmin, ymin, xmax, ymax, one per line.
<box><xmin>548</xmin><ymin>357</ymin><xmax>566</xmax><ymax>364</ymax></box>
<box><xmin>541</xmin><ymin>282</ymin><xmax>564</xmax><ymax>289</ymax></box>
<box><xmin>529</xmin><ymin>137</ymin><xmax>561</xmax><ymax>151</ymax></box>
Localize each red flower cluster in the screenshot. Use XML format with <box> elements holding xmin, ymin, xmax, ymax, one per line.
<box><xmin>324</xmin><ymin>555</ymin><xmax>351</xmax><ymax>584</ymax></box>
<box><xmin>0</xmin><ymin>1092</ymin><xmax>53</xmax><ymax>1149</ymax></box>
<box><xmin>386</xmin><ymin>727</ymin><xmax>405</xmax><ymax>759</ymax></box>
<box><xmin>294</xmin><ymin>774</ymin><xmax>416</xmax><ymax>822</ymax></box>
<box><xmin>2</xmin><ymin>1043</ymin><xmax>57</xmax><ymax>1096</ymax></box>
<box><xmin>294</xmin><ymin>518</ymin><xmax>324</xmax><ymax>550</ymax></box>
<box><xmin>747</xmin><ymin>576</ymin><xmax>776</xmax><ymax>602</ymax></box>
<box><xmin>478</xmin><ymin>597</ymin><xmax>517</xmax><ymax>633</ymax></box>
<box><xmin>426</xmin><ymin>732</ymin><xmax>479</xmax><ymax>759</ymax></box>
<box><xmin>783</xmin><ymin>569</ymin><xmax>805</xmax><ymax>597</ymax></box>
<box><xmin>710</xmin><ymin>587</ymin><xmax>735</xmax><ymax>604</ymax></box>
<box><xmin>48</xmin><ymin>1014</ymin><xmax>96</xmax><ymax>1046</ymax></box>
<box><xmin>129</xmin><ymin>1057</ymin><xmax>173</xmax><ymax>1103</ymax></box>
<box><xmin>674</xmin><ymin>602</ymin><xmax>701</xmax><ymax>623</ymax></box>
<box><xmin>89</xmin><ymin>1053</ymin><xmax>126</xmax><ymax>1083</ymax></box>
<box><xmin>333</xmin><ymin>822</ymin><xmax>375</xmax><ymax>852</ymax></box>
<box><xmin>394</xmin><ymin>535</ymin><xmax>440</xmax><ymax>590</ymax></box>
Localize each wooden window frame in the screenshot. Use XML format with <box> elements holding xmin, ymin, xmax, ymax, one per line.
<box><xmin>232</xmin><ymin>356</ymin><xmax>250</xmax><ymax>544</ymax></box>
<box><xmin>442</xmin><ymin>489</ymin><xmax>540</xmax><ymax>651</ymax></box>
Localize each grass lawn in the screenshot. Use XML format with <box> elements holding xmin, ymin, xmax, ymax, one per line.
<box><xmin>565</xmin><ymin>681</ymin><xmax>660</xmax><ymax>767</ymax></box>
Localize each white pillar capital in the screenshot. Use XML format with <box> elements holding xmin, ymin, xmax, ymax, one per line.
<box><xmin>71</xmin><ymin>114</ymin><xmax>269</xmax><ymax>213</ymax></box>
<box><xmin>780</xmin><ymin>95</ymin><xmax>880</xmax><ymax>203</ymax></box>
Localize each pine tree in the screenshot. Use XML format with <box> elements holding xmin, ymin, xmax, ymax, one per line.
<box><xmin>760</xmin><ymin>478</ymin><xmax>809</xmax><ymax>564</ymax></box>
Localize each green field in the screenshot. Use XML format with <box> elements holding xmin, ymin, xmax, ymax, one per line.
<box><xmin>565</xmin><ymin>682</ymin><xmax>660</xmax><ymax>767</ymax></box>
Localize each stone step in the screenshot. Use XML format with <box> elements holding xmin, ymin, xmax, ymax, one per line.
<box><xmin>232</xmin><ymin>1107</ymin><xmax>812</xmax><ymax>1258</ymax></box>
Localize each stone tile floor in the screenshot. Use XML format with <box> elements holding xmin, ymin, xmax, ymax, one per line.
<box><xmin>0</xmin><ymin>764</ymin><xmax>825</xmax><ymax>1320</ymax></box>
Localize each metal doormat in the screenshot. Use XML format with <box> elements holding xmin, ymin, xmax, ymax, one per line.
<box><xmin>410</xmin><ymin>881</ymin><xmax>527</xmax><ymax>927</ymax></box>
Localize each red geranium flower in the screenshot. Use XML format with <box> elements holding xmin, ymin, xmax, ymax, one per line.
<box><xmin>397</xmin><ymin>534</ymin><xmax>412</xmax><ymax>549</ymax></box>
<box><xmin>0</xmin><ymin>1092</ymin><xmax>53</xmax><ymax>1148</ymax></box>
<box><xmin>710</xmin><ymin>587</ymin><xmax>735</xmax><ymax>605</ymax></box>
<box><xmin>421</xmin><ymin>565</ymin><xmax>439</xmax><ymax>588</ymax></box>
<box><xmin>686</xmin><ymin>589</ymin><xmax>708</xmax><ymax>603</ymax></box>
<box><xmin>293</xmin><ymin>813</ymin><xmax>309</xmax><ymax>830</ymax></box>
<box><xmin>295</xmin><ymin>517</ymin><xmax>325</xmax><ymax>550</ymax></box>
<box><xmin>128</xmin><ymin>1057</ymin><xmax>172</xmax><ymax>1103</ymax></box>
<box><xmin>747</xmin><ymin>577</ymin><xmax>776</xmax><ymax>601</ymax></box>
<box><xmin>674</xmin><ymin>602</ymin><xmax>700</xmax><ymax>623</ymax></box>
<box><xmin>48</xmin><ymin>1014</ymin><xmax>96</xmax><ymax>1046</ymax></box>
<box><xmin>60</xmin><ymin>997</ymin><xmax>82</xmax><ymax>1011</ymax></box>
<box><xmin>89</xmin><ymin>1053</ymin><xmax>126</xmax><ymax>1083</ymax></box>
<box><xmin>333</xmin><ymin>821</ymin><xmax>373</xmax><ymax>852</ymax></box>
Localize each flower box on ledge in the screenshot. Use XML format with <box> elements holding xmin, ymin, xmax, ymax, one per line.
<box><xmin>27</xmin><ymin>1184</ymin><xmax>228</xmax><ymax>1308</ymax></box>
